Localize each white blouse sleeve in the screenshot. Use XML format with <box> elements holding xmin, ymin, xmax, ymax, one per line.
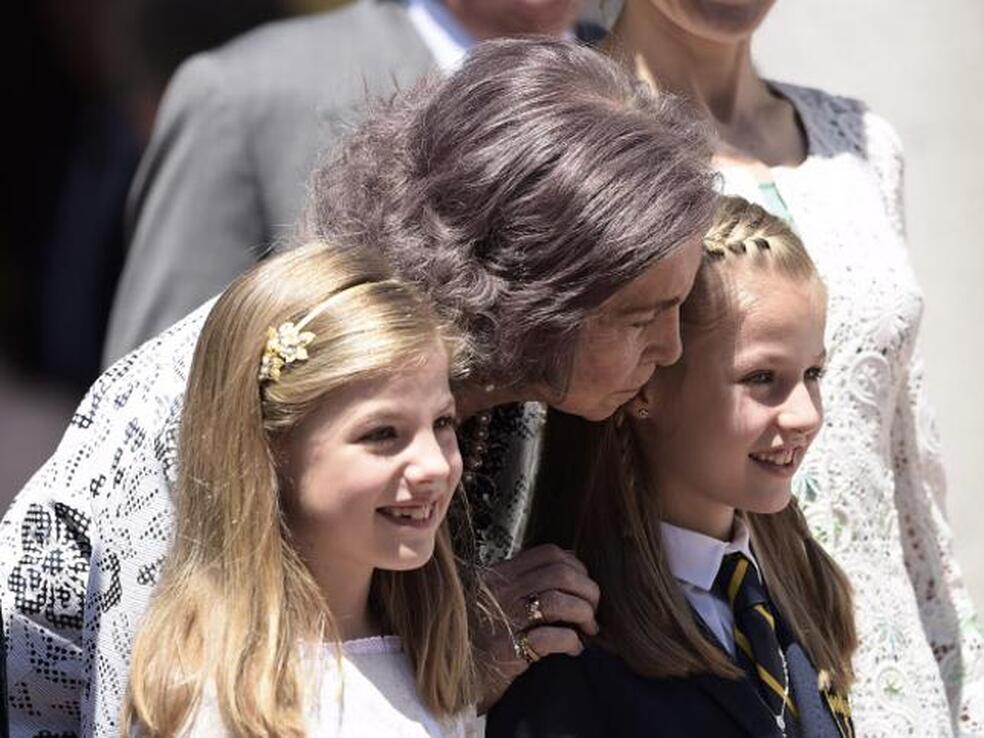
<box><xmin>892</xmin><ymin>349</ymin><xmax>984</xmax><ymax>736</ymax></box>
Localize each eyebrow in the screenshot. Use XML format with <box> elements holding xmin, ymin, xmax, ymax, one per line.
<box><xmin>352</xmin><ymin>397</ymin><xmax>456</xmax><ymax>424</ymax></box>
<box><xmin>735</xmin><ymin>348</ymin><xmax>829</xmax><ymax>366</ymax></box>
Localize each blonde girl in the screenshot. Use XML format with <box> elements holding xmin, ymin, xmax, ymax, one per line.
<box><xmin>489</xmin><ymin>197</ymin><xmax>857</xmax><ymax>738</ymax></box>
<box><xmin>122</xmin><ymin>243</ymin><xmax>478</xmax><ymax>736</ymax></box>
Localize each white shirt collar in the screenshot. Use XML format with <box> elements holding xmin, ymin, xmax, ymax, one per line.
<box><xmin>660</xmin><ymin>516</ymin><xmax>759</xmax><ymax>592</ymax></box>
<box><xmin>405</xmin><ymin>0</ymin><xmax>475</xmax><ymax>73</ymax></box>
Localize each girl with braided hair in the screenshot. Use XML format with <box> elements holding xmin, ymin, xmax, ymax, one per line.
<box><xmin>488</xmin><ymin>196</ymin><xmax>857</xmax><ymax>738</ymax></box>
<box><xmin>599</xmin><ymin>3</ymin><xmax>984</xmax><ymax>733</ymax></box>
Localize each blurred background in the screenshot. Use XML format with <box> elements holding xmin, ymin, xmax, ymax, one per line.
<box><xmin>5</xmin><ymin>0</ymin><xmax>983</xmax><ymax>603</ymax></box>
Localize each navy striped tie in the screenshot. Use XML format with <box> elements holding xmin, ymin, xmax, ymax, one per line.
<box><xmin>714</xmin><ymin>552</ymin><xmax>799</xmax><ymax>735</ymax></box>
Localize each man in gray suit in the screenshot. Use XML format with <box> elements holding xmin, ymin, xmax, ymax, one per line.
<box><xmin>103</xmin><ymin>0</ymin><xmax>590</xmax><ymax>365</ymax></box>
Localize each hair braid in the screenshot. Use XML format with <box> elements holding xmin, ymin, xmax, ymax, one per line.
<box><xmin>702</xmin><ymin>199</ymin><xmax>779</xmax><ymax>260</ymax></box>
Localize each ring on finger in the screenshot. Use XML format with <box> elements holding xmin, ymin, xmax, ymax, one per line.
<box><xmin>512</xmin><ymin>631</ymin><xmax>540</xmax><ymax>664</ymax></box>
<box><xmin>523</xmin><ymin>592</ymin><xmax>545</xmax><ymax>626</ymax></box>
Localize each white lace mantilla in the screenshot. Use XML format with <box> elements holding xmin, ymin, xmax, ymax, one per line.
<box><xmin>716</xmin><ymin>82</ymin><xmax>984</xmax><ymax>738</ymax></box>
<box><xmin>1</xmin><ymin>82</ymin><xmax>983</xmax><ymax>738</ymax></box>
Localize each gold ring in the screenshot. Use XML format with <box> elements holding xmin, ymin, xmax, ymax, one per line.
<box><xmin>523</xmin><ymin>592</ymin><xmax>545</xmax><ymax>626</ymax></box>
<box><xmin>512</xmin><ymin>632</ymin><xmax>540</xmax><ymax>664</ymax></box>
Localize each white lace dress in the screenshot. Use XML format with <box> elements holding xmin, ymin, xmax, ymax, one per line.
<box><xmin>716</xmin><ymin>81</ymin><xmax>984</xmax><ymax>738</ymax></box>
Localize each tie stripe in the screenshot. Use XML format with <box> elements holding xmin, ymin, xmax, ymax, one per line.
<box><xmin>755</xmin><ymin>660</ymin><xmax>800</xmax><ymax>718</ymax></box>
<box><xmin>754</xmin><ymin>604</ymin><xmax>775</xmax><ymax>629</ymax></box>
<box><xmin>734</xmin><ymin>624</ymin><xmax>800</xmax><ymax>718</ymax></box>
<box><xmin>727</xmin><ymin>557</ymin><xmax>748</xmax><ymax>605</ymax></box>
<box><xmin>734</xmin><ymin>629</ymin><xmax>755</xmax><ymax>662</ymax></box>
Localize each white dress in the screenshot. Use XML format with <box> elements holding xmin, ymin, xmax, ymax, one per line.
<box><xmin>717</xmin><ymin>81</ymin><xmax>984</xmax><ymax>738</ymax></box>
<box><xmin>179</xmin><ymin>636</ymin><xmax>476</xmax><ymax>737</ymax></box>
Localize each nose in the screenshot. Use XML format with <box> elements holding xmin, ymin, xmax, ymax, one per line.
<box><xmin>644</xmin><ymin>309</ymin><xmax>683</xmax><ymax>367</ymax></box>
<box><xmin>778</xmin><ymin>381</ymin><xmax>823</xmax><ymax>438</ymax></box>
<box><xmin>404</xmin><ymin>429</ymin><xmax>454</xmax><ymax>490</ymax></box>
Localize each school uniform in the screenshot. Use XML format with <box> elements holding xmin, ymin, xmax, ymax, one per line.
<box><xmin>487</xmin><ymin>519</ymin><xmax>852</xmax><ymax>738</ymax></box>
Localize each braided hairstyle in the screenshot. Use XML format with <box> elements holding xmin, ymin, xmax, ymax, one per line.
<box><xmin>684</xmin><ymin>197</ymin><xmax>826</xmax><ymax>332</ymax></box>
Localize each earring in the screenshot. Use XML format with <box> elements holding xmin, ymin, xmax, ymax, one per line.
<box><xmin>637</xmin><ymin>407</ymin><xmax>650</xmax><ymax>419</ymax></box>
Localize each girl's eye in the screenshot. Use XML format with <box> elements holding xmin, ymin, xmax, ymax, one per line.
<box><xmin>434</xmin><ymin>415</ymin><xmax>457</xmax><ymax>432</ymax></box>
<box><xmin>359</xmin><ymin>426</ymin><xmax>397</xmax><ymax>443</ymax></box>
<box><xmin>742</xmin><ymin>370</ymin><xmax>774</xmax><ymax>385</ymax></box>
<box><xmin>805</xmin><ymin>366</ymin><xmax>826</xmax><ymax>381</ymax></box>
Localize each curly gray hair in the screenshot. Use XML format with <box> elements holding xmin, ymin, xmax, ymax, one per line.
<box><xmin>301</xmin><ymin>38</ymin><xmax>717</xmax><ymax>392</ymax></box>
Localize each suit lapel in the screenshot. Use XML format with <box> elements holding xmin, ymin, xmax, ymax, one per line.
<box><xmin>693</xmin><ymin>673</ymin><xmax>782</xmax><ymax>738</ymax></box>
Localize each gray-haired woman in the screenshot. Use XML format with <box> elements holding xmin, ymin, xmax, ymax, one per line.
<box><xmin>0</xmin><ymin>39</ymin><xmax>716</xmax><ymax>735</ymax></box>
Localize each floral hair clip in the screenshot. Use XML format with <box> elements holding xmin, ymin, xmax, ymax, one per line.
<box><xmin>258</xmin><ymin>293</ymin><xmax>346</xmax><ymax>383</ymax></box>
<box><xmin>257</xmin><ymin>280</ymin><xmax>403</xmax><ymax>384</ymax></box>
<box><xmin>258</xmin><ymin>322</ymin><xmax>316</xmax><ymax>383</ymax></box>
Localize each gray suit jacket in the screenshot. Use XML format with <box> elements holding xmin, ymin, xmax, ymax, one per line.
<box><xmin>103</xmin><ymin>0</ymin><xmax>435</xmax><ymax>365</ymax></box>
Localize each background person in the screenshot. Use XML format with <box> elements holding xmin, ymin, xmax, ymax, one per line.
<box><xmin>101</xmin><ymin>0</ymin><xmax>594</xmax><ymax>365</ymax></box>
<box><xmin>603</xmin><ymin>0</ymin><xmax>984</xmax><ymax>733</ymax></box>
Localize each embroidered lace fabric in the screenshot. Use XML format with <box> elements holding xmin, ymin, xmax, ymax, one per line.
<box><xmin>1</xmin><ymin>82</ymin><xmax>982</xmax><ymax>738</ymax></box>
<box><xmin>716</xmin><ymin>82</ymin><xmax>984</xmax><ymax>738</ymax></box>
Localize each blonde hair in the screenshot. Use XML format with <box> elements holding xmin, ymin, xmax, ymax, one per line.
<box><xmin>529</xmin><ymin>196</ymin><xmax>857</xmax><ymax>695</ymax></box>
<box><xmin>122</xmin><ymin>243</ymin><xmax>478</xmax><ymax>736</ymax></box>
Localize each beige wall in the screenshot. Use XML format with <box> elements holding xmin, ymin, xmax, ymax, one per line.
<box><xmin>754</xmin><ymin>0</ymin><xmax>984</xmax><ymax>605</ymax></box>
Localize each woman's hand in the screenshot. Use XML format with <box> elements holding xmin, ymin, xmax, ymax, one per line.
<box><xmin>474</xmin><ymin>544</ymin><xmax>601</xmax><ymax>713</ymax></box>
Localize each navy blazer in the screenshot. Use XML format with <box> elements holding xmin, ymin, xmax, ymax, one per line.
<box><xmin>487</xmin><ymin>643</ymin><xmax>846</xmax><ymax>738</ymax></box>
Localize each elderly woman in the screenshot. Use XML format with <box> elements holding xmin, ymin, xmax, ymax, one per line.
<box><xmin>603</xmin><ymin>2</ymin><xmax>984</xmax><ymax>734</ymax></box>
<box><xmin>0</xmin><ymin>39</ymin><xmax>715</xmax><ymax>736</ymax></box>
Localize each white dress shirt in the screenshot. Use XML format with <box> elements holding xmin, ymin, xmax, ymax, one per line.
<box><xmin>405</xmin><ymin>0</ymin><xmax>577</xmax><ymax>74</ymax></box>
<box><xmin>405</xmin><ymin>0</ymin><xmax>475</xmax><ymax>73</ymax></box>
<box><xmin>660</xmin><ymin>517</ymin><xmax>763</xmax><ymax>657</ymax></box>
